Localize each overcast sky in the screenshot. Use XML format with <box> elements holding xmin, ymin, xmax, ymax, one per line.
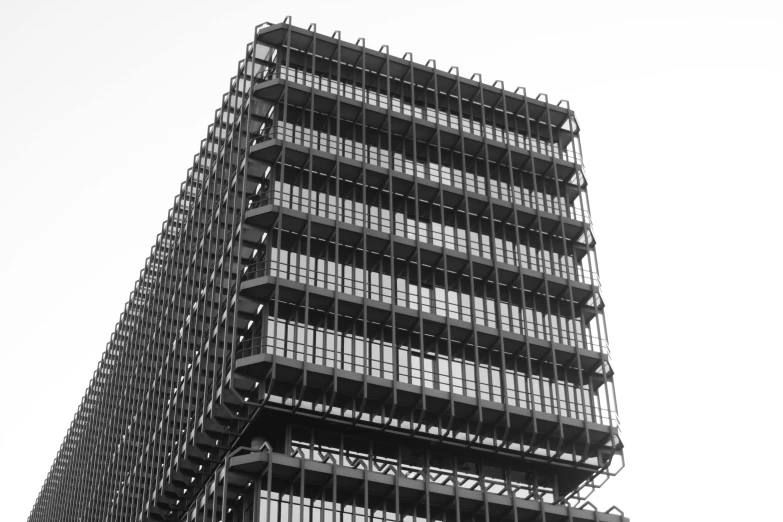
<box><xmin>1</xmin><ymin>1</ymin><xmax>781</xmax><ymax>520</ymax></box>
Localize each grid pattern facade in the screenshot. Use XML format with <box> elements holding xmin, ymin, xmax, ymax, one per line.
<box><xmin>28</xmin><ymin>19</ymin><xmax>626</xmax><ymax>522</ymax></box>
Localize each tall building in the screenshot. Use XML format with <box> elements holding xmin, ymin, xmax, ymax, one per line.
<box><xmin>29</xmin><ymin>18</ymin><xmax>626</xmax><ymax>522</ymax></box>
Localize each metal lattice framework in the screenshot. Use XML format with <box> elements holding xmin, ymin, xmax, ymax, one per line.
<box><xmin>29</xmin><ymin>18</ymin><xmax>626</xmax><ymax>522</ymax></box>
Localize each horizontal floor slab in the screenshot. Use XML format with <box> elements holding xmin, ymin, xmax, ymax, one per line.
<box><xmin>229</xmin><ymin>450</ymin><xmax>627</xmax><ymax>522</ymax></box>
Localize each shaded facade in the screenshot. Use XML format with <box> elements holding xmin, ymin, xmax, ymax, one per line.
<box><xmin>29</xmin><ymin>18</ymin><xmax>626</xmax><ymax>522</ymax></box>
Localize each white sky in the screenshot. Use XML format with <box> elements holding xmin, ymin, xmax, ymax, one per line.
<box><xmin>1</xmin><ymin>1</ymin><xmax>781</xmax><ymax>520</ymax></box>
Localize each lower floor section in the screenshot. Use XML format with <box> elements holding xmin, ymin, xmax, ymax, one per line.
<box><xmin>176</xmin><ymin>448</ymin><xmax>628</xmax><ymax>522</ymax></box>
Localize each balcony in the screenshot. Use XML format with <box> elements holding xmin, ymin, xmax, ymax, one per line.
<box><xmin>252</xmin><ymin>75</ymin><xmax>583</xmax><ymax>185</ymax></box>
<box><xmin>228</xmin><ymin>450</ymin><xmax>628</xmax><ymax>522</ymax></box>
<box><xmin>248</xmin><ymin>190</ymin><xmax>601</xmax><ymax>289</ymax></box>
<box><xmin>239</xmin><ymin>260</ymin><xmax>610</xmax><ymax>358</ymax></box>
<box><xmin>254</xmin><ymin>64</ymin><xmax>583</xmax><ymax>165</ymax></box>
<box><xmin>235</xmin><ymin>334</ymin><xmax>618</xmax><ymax>428</ymax></box>
<box><xmin>249</xmin><ymin>116</ymin><xmax>589</xmax><ymax>218</ymax></box>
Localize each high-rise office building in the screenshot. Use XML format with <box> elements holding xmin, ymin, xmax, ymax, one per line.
<box><xmin>29</xmin><ymin>18</ymin><xmax>626</xmax><ymax>522</ymax></box>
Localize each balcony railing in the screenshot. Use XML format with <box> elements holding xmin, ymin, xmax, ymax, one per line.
<box><xmin>249</xmin><ymin>123</ymin><xmax>592</xmax><ymax>226</ymax></box>
<box><xmin>236</xmin><ymin>335</ymin><xmax>618</xmax><ymax>427</ymax></box>
<box><xmin>257</xmin><ymin>65</ymin><xmax>584</xmax><ymax>165</ymax></box>
<box><xmin>289</xmin><ymin>438</ymin><xmax>557</xmax><ymax>502</ymax></box>
<box><xmin>241</xmin><ymin>259</ymin><xmax>609</xmax><ymax>354</ymax></box>
<box><xmin>247</xmin><ymin>190</ymin><xmax>601</xmax><ymax>287</ymax></box>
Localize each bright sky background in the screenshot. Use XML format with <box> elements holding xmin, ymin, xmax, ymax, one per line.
<box><xmin>1</xmin><ymin>1</ymin><xmax>781</xmax><ymax>520</ymax></box>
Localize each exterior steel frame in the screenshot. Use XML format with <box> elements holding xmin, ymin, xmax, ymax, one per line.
<box><xmin>28</xmin><ymin>18</ymin><xmax>626</xmax><ymax>522</ymax></box>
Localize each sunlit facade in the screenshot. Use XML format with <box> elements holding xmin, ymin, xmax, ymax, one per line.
<box><xmin>29</xmin><ymin>18</ymin><xmax>626</xmax><ymax>522</ymax></box>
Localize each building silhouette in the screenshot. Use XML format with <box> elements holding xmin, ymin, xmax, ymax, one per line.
<box><xmin>29</xmin><ymin>18</ymin><xmax>626</xmax><ymax>522</ymax></box>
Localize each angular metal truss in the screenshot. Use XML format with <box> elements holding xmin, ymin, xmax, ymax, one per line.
<box><xmin>28</xmin><ymin>18</ymin><xmax>626</xmax><ymax>522</ymax></box>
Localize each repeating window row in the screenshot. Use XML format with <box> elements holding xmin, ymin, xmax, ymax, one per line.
<box><xmin>264</xmin><ymin>62</ymin><xmax>582</xmax><ymax>165</ymax></box>
<box><xmin>256</xmin><ymin>490</ymin><xmax>495</xmax><ymax>522</ymax></box>
<box><xmin>239</xmin><ymin>313</ymin><xmax>617</xmax><ymax>427</ymax></box>
<box><xmin>248</xmin><ymin>315</ymin><xmax>617</xmax><ymax>465</ymax></box>
<box><xmin>253</xmin><ymin>120</ymin><xmax>590</xmax><ymax>223</ymax></box>
<box><xmin>289</xmin><ymin>425</ymin><xmax>558</xmax><ymax>501</ymax></box>
<box><xmin>260</xmin><ymin>181</ymin><xmax>599</xmax><ymax>287</ymax></box>
<box><xmin>250</xmin><ymin>248</ymin><xmax>608</xmax><ymax>354</ymax></box>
